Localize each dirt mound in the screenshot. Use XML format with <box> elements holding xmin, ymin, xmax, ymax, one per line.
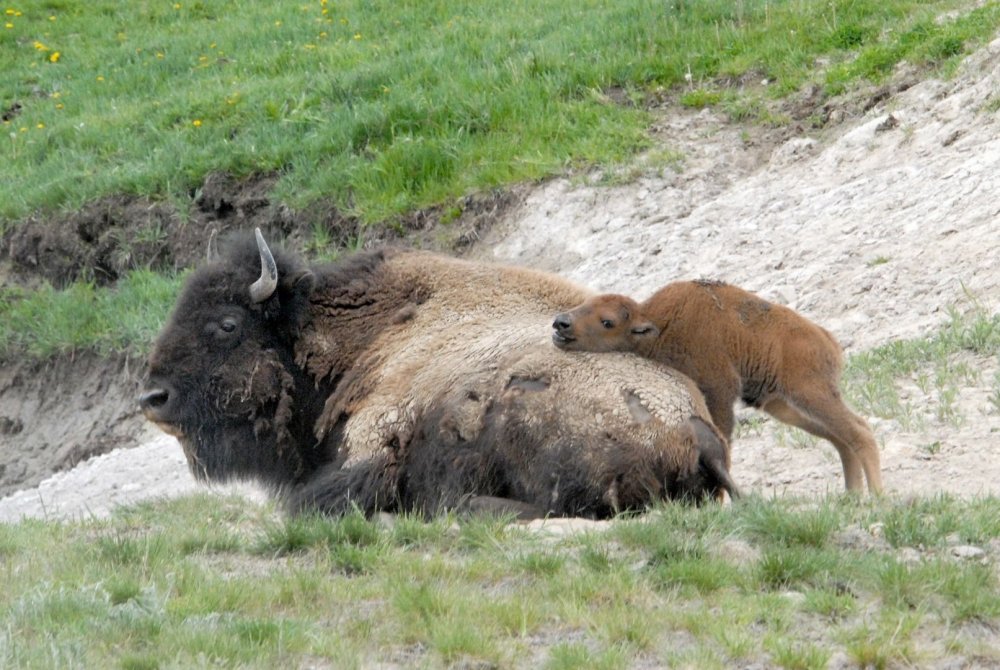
<box><xmin>1</xmin><ymin>173</ymin><xmax>523</xmax><ymax>290</ymax></box>
<box><xmin>0</xmin><ymin>352</ymin><xmax>155</xmax><ymax>498</ymax></box>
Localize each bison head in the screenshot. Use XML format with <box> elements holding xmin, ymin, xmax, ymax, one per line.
<box><xmin>140</xmin><ymin>229</ymin><xmax>324</xmax><ymax>488</ymax></box>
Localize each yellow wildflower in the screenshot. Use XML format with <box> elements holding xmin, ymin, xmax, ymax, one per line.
<box><xmin>52</xmin><ymin>91</ymin><xmax>60</xmax><ymax>98</ymax></box>
<box><xmin>36</xmin><ymin>122</ymin><xmax>44</xmax><ymax>129</ymax></box>
<box><xmin>353</xmin><ymin>32</ymin><xmax>361</xmax><ymax>40</ymax></box>
<box><xmin>275</xmin><ymin>20</ymin><xmax>282</xmax><ymax>26</ymax></box>
<box><xmin>96</xmin><ymin>75</ymin><xmax>105</xmax><ymax>81</ymax></box>
<box><xmin>55</xmin><ymin>103</ymin><xmax>63</xmax><ymax>109</ymax></box>
<box><xmin>49</xmin><ymin>51</ymin><xmax>60</xmax><ymax>62</ymax></box>
<box><xmin>4</xmin><ymin>9</ymin><xmax>14</xmax><ymax>15</ymax></box>
<box><xmin>173</xmin><ymin>3</ymin><xmax>181</xmax><ymax>8</ymax></box>
<box><xmin>49</xmin><ymin>15</ymin><xmax>55</xmax><ymax>21</ymax></box>
<box><xmin>33</xmin><ymin>40</ymin><xmax>48</xmax><ymax>51</ymax></box>
<box><xmin>4</xmin><ymin>22</ymin><xmax>12</xmax><ymax>29</ymax></box>
<box><xmin>192</xmin><ymin>119</ymin><xmax>202</xmax><ymax>127</ymax></box>
<box><xmin>156</xmin><ymin>52</ymin><xmax>165</xmax><ymax>59</ymax></box>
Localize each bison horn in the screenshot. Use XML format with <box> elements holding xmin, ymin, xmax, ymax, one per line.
<box><xmin>249</xmin><ymin>228</ymin><xmax>278</xmax><ymax>303</ymax></box>
<box><xmin>206</xmin><ymin>229</ymin><xmax>219</xmax><ymax>264</ymax></box>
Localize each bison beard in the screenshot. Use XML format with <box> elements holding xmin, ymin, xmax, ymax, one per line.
<box><xmin>141</xmin><ymin>229</ymin><xmax>738</xmax><ymax>518</ymax></box>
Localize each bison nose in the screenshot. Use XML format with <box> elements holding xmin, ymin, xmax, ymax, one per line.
<box><xmin>139</xmin><ymin>388</ymin><xmax>170</xmax><ymax>413</ymax></box>
<box><xmin>553</xmin><ymin>314</ymin><xmax>572</xmax><ymax>331</ymax></box>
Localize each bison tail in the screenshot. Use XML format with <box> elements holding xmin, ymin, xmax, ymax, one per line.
<box><xmin>686</xmin><ymin>415</ymin><xmax>741</xmax><ymax>502</ymax></box>
<box><xmin>282</xmin><ymin>458</ymin><xmax>397</xmax><ymax>517</ymax></box>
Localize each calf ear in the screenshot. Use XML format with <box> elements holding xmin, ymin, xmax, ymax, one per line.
<box><xmin>629</xmin><ymin>321</ymin><xmax>659</xmax><ymax>338</ymax></box>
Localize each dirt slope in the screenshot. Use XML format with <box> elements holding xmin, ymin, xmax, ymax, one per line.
<box><xmin>3</xmin><ymin>37</ymin><xmax>1000</xmax><ymax>520</ymax></box>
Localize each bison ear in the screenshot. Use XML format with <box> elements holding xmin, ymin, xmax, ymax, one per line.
<box><xmin>285</xmin><ymin>269</ymin><xmax>315</xmax><ymax>292</ymax></box>
<box><xmin>629</xmin><ymin>321</ymin><xmax>659</xmax><ymax>339</ymax></box>
<box><xmin>272</xmin><ymin>269</ymin><xmax>316</xmax><ymax>332</ymax></box>
<box><xmin>281</xmin><ymin>269</ymin><xmax>315</xmax><ymax>303</ymax></box>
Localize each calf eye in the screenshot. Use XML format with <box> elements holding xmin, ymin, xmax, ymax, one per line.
<box><xmin>601</xmin><ymin>319</ymin><xmax>614</xmax><ymax>329</ymax></box>
<box><xmin>220</xmin><ymin>318</ymin><xmax>238</xmax><ymax>333</ymax></box>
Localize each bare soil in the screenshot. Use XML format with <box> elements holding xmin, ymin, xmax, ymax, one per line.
<box><xmin>2</xmin><ymin>37</ymin><xmax>1000</xmax><ymax>519</ymax></box>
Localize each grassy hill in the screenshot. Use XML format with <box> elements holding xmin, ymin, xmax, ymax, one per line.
<box><xmin>3</xmin><ymin>0</ymin><xmax>1000</xmax><ymax>359</ymax></box>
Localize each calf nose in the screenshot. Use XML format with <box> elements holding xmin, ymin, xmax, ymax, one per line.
<box><xmin>139</xmin><ymin>388</ymin><xmax>169</xmax><ymax>413</ymax></box>
<box><xmin>553</xmin><ymin>314</ymin><xmax>572</xmax><ymax>331</ymax></box>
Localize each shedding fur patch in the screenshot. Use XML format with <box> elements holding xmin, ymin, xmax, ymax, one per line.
<box><xmin>623</xmin><ymin>389</ymin><xmax>653</xmax><ymax>424</ymax></box>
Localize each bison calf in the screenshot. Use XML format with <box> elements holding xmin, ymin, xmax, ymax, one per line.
<box><xmin>552</xmin><ymin>281</ymin><xmax>882</xmax><ymax>494</ymax></box>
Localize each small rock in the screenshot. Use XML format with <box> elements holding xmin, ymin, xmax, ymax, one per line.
<box><xmin>711</xmin><ymin>538</ymin><xmax>761</xmax><ymax>567</ymax></box>
<box><xmin>875</xmin><ymin>113</ymin><xmax>900</xmax><ymax>133</ymax></box>
<box><xmin>826</xmin><ymin>651</ymin><xmax>854</xmax><ymax>670</ymax></box>
<box><xmin>521</xmin><ymin>517</ymin><xmax>610</xmax><ymax>536</ymax></box>
<box><xmin>832</xmin><ymin>525</ymin><xmax>890</xmax><ymax>552</ymax></box>
<box><xmin>780</xmin><ymin>590</ymin><xmax>807</xmax><ymax>606</ymax></box>
<box><xmin>898</xmin><ymin>547</ymin><xmax>923</xmax><ymax>564</ymax></box>
<box><xmin>950</xmin><ymin>545</ymin><xmax>986</xmax><ymax>560</ymax></box>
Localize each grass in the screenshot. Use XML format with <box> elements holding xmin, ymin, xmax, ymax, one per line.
<box><xmin>2</xmin><ymin>0</ymin><xmax>998</xmax><ymax>230</ymax></box>
<box><xmin>2</xmin><ymin>493</ymin><xmax>998</xmax><ymax>668</ymax></box>
<box><xmin>843</xmin><ymin>306</ymin><xmax>1000</xmax><ymax>428</ymax></box>
<box><xmin>0</xmin><ymin>269</ymin><xmax>182</xmax><ymax>358</ymax></box>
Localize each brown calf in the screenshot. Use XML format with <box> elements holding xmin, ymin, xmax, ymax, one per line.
<box><xmin>552</xmin><ymin>281</ymin><xmax>883</xmax><ymax>494</ymax></box>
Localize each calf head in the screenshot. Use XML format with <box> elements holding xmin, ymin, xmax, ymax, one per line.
<box><xmin>140</xmin><ymin>229</ymin><xmax>321</xmax><ymax>487</ymax></box>
<box><xmin>552</xmin><ymin>294</ymin><xmax>658</xmax><ymax>352</ymax></box>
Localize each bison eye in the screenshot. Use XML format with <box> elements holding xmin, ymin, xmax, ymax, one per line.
<box><xmin>220</xmin><ymin>318</ymin><xmax>238</xmax><ymax>333</ymax></box>
<box><xmin>601</xmin><ymin>319</ymin><xmax>614</xmax><ymax>329</ymax></box>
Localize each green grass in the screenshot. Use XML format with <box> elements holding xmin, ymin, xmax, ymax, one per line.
<box><xmin>2</xmin><ymin>0</ymin><xmax>998</xmax><ymax>230</ymax></box>
<box><xmin>2</xmin><ymin>493</ymin><xmax>998</xmax><ymax>668</ymax></box>
<box><xmin>0</xmin><ymin>269</ymin><xmax>182</xmax><ymax>358</ymax></box>
<box><xmin>843</xmin><ymin>306</ymin><xmax>1000</xmax><ymax>427</ymax></box>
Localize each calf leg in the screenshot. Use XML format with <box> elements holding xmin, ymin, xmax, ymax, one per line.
<box><xmin>761</xmin><ymin>391</ymin><xmax>882</xmax><ymax>494</ymax></box>
<box><xmin>700</xmin><ymin>386</ymin><xmax>737</xmax><ymax>442</ymax></box>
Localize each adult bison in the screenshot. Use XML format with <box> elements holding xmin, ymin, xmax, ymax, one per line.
<box><xmin>140</xmin><ymin>230</ymin><xmax>738</xmax><ymax>518</ymax></box>
<box><xmin>551</xmin><ymin>282</ymin><xmax>882</xmax><ymax>494</ymax></box>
